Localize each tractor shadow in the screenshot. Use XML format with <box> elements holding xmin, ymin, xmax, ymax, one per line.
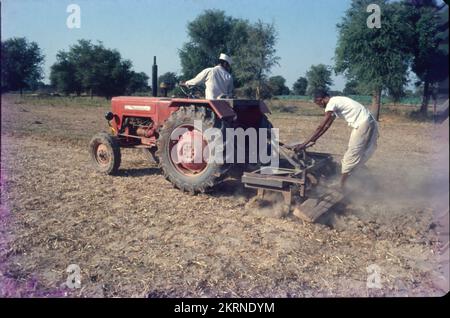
<box><xmin>116</xmin><ymin>167</ymin><xmax>161</xmax><ymax>178</ymax></box>
<box><xmin>211</xmin><ymin>178</ymin><xmax>256</xmax><ymax>199</ymax></box>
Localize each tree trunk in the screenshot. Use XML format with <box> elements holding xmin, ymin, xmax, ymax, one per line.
<box><xmin>371</xmin><ymin>88</ymin><xmax>381</xmax><ymax>121</ymax></box>
<box><xmin>420</xmin><ymin>81</ymin><xmax>430</xmax><ymax>116</ymax></box>
<box><xmin>20</xmin><ymin>87</ymin><xmax>23</xmax><ymax>96</ymax></box>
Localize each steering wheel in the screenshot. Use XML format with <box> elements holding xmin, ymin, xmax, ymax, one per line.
<box><xmin>178</xmin><ymin>83</ymin><xmax>198</xmax><ymax>99</ymax></box>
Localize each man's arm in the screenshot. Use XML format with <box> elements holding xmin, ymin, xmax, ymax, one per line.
<box><xmin>313</xmin><ymin>111</ymin><xmax>335</xmax><ymax>141</ymax></box>
<box><xmin>185</xmin><ymin>68</ymin><xmax>210</xmax><ymax>86</ymax></box>
<box><xmin>295</xmin><ymin>111</ymin><xmax>335</xmax><ymax>151</ymax></box>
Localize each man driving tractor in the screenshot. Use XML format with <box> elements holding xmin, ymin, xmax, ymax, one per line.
<box><xmin>182</xmin><ymin>53</ymin><xmax>234</xmax><ymax>99</ymax></box>
<box><xmin>293</xmin><ymin>91</ymin><xmax>379</xmax><ymax>191</ymax></box>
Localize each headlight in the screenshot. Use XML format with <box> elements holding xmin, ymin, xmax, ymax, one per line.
<box><xmin>105</xmin><ymin>112</ymin><xmax>114</xmax><ymax>121</ymax></box>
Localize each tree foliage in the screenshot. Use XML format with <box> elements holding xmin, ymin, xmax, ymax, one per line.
<box><xmin>268</xmin><ymin>75</ymin><xmax>290</xmax><ymax>96</ymax></box>
<box><xmin>179</xmin><ymin>10</ymin><xmax>235</xmax><ymax>80</ymax></box>
<box><xmin>234</xmin><ymin>21</ymin><xmax>280</xmax><ymax>98</ymax></box>
<box><xmin>179</xmin><ymin>10</ymin><xmax>279</xmax><ymax>98</ymax></box>
<box><xmin>306</xmin><ymin>64</ymin><xmax>333</xmax><ymax>96</ymax></box>
<box><xmin>50</xmin><ymin>51</ymin><xmax>82</xmax><ymax>95</ymax></box>
<box><xmin>1</xmin><ymin>37</ymin><xmax>45</xmax><ymax>94</ymax></box>
<box><xmin>50</xmin><ymin>40</ymin><xmax>148</xmax><ymax>98</ymax></box>
<box><xmin>158</xmin><ymin>72</ymin><xmax>179</xmax><ymax>91</ymax></box>
<box><xmin>343</xmin><ymin>78</ymin><xmax>360</xmax><ymax>95</ymax></box>
<box><xmin>404</xmin><ymin>0</ymin><xmax>449</xmax><ymax>114</ymax></box>
<box><xmin>127</xmin><ymin>72</ymin><xmax>149</xmax><ymax>94</ymax></box>
<box><xmin>292</xmin><ymin>76</ymin><xmax>308</xmax><ymax>95</ymax></box>
<box><xmin>335</xmin><ymin>0</ymin><xmax>414</xmax><ymax>119</ymax></box>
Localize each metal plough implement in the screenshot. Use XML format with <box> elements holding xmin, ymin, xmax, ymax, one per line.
<box><xmin>242</xmin><ymin>143</ymin><xmax>344</xmax><ymax>223</ymax></box>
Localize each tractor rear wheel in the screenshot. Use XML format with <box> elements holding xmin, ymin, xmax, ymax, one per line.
<box><xmin>156</xmin><ymin>106</ymin><xmax>230</xmax><ymax>193</ymax></box>
<box><xmin>89</xmin><ymin>132</ymin><xmax>121</xmax><ymax>175</ymax></box>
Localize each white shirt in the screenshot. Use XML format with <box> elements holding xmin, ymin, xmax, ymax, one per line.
<box><xmin>185</xmin><ymin>65</ymin><xmax>233</xmax><ymax>100</ymax></box>
<box><xmin>325</xmin><ymin>96</ymin><xmax>373</xmax><ymax>128</ymax></box>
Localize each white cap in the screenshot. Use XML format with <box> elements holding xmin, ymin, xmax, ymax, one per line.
<box><xmin>219</xmin><ymin>53</ymin><xmax>232</xmax><ymax>65</ymax></box>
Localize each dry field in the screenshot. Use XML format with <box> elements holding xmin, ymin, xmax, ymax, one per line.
<box><xmin>0</xmin><ymin>94</ymin><xmax>448</xmax><ymax>297</ymax></box>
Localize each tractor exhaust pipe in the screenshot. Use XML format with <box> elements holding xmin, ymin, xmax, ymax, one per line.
<box><xmin>152</xmin><ymin>56</ymin><xmax>158</xmax><ymax>97</ymax></box>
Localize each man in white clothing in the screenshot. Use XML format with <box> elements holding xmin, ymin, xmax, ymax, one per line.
<box><xmin>182</xmin><ymin>53</ymin><xmax>234</xmax><ymax>99</ymax></box>
<box><xmin>293</xmin><ymin>91</ymin><xmax>379</xmax><ymax>191</ymax></box>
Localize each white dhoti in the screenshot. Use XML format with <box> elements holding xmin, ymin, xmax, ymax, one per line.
<box><xmin>341</xmin><ymin>117</ymin><xmax>379</xmax><ymax>174</ymax></box>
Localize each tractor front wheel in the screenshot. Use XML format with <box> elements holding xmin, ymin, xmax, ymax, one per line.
<box><xmin>89</xmin><ymin>132</ymin><xmax>121</xmax><ymax>175</ymax></box>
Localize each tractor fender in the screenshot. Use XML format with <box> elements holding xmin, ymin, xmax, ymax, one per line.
<box><xmin>169</xmin><ymin>99</ymin><xmax>236</xmax><ymax>119</ymax></box>
<box><xmin>259</xmin><ymin>100</ymin><xmax>271</xmax><ymax>114</ymax></box>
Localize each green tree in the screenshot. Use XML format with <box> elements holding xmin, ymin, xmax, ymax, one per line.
<box><xmin>268</xmin><ymin>75</ymin><xmax>290</xmax><ymax>96</ymax></box>
<box><xmin>50</xmin><ymin>51</ymin><xmax>82</xmax><ymax>95</ymax></box>
<box><xmin>127</xmin><ymin>71</ymin><xmax>149</xmax><ymax>94</ymax></box>
<box><xmin>335</xmin><ymin>0</ymin><xmax>414</xmax><ymax>120</ymax></box>
<box><xmin>1</xmin><ymin>37</ymin><xmax>45</xmax><ymax>94</ymax></box>
<box><xmin>50</xmin><ymin>40</ymin><xmax>144</xmax><ymax>99</ymax></box>
<box><xmin>234</xmin><ymin>20</ymin><xmax>280</xmax><ymax>98</ymax></box>
<box><xmin>292</xmin><ymin>76</ymin><xmax>308</xmax><ymax>95</ymax></box>
<box><xmin>405</xmin><ymin>0</ymin><xmax>449</xmax><ymax>115</ymax></box>
<box><xmin>343</xmin><ymin>78</ymin><xmax>360</xmax><ymax>95</ymax></box>
<box><xmin>158</xmin><ymin>72</ymin><xmax>179</xmax><ymax>91</ymax></box>
<box><xmin>72</xmin><ymin>40</ymin><xmax>132</xmax><ymax>98</ymax></box>
<box><xmin>179</xmin><ymin>10</ymin><xmax>279</xmax><ymax>99</ymax></box>
<box><xmin>179</xmin><ymin>10</ymin><xmax>243</xmax><ymax>80</ymax></box>
<box><xmin>306</xmin><ymin>64</ymin><xmax>333</xmax><ymax>96</ymax></box>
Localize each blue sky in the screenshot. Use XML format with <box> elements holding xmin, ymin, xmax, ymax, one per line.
<box><xmin>2</xmin><ymin>0</ymin><xmax>355</xmax><ymax>90</ymax></box>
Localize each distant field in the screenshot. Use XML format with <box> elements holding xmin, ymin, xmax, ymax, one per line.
<box><xmin>10</xmin><ymin>94</ymin><xmax>111</xmax><ymax>108</ymax></box>
<box><xmin>275</xmin><ymin>94</ymin><xmax>422</xmax><ymax>106</ymax></box>
<box><xmin>265</xmin><ymin>99</ymin><xmax>424</xmax><ymax>120</ymax></box>
<box><xmin>8</xmin><ymin>93</ymin><xmax>425</xmax><ymax>121</ymax></box>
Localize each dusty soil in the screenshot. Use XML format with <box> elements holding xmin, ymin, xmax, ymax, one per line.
<box><xmin>0</xmin><ymin>94</ymin><xmax>448</xmax><ymax>297</ymax></box>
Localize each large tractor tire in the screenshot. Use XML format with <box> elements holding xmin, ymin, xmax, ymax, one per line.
<box><xmin>89</xmin><ymin>132</ymin><xmax>121</xmax><ymax>175</ymax></box>
<box><xmin>156</xmin><ymin>106</ymin><xmax>230</xmax><ymax>193</ymax></box>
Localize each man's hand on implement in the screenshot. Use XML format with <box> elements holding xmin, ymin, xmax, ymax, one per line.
<box><xmin>293</xmin><ymin>143</ymin><xmax>306</xmax><ymax>153</ymax></box>
<box><xmin>280</xmin><ymin>141</ymin><xmax>314</xmax><ymax>153</ymax></box>
<box><xmin>294</xmin><ymin>141</ymin><xmax>315</xmax><ymax>153</ymax></box>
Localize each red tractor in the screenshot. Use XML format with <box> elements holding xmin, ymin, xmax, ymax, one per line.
<box><xmin>89</xmin><ymin>84</ymin><xmax>273</xmax><ymax>194</ymax></box>
<box><xmin>89</xmin><ymin>59</ymin><xmax>343</xmax><ymax>222</ymax></box>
